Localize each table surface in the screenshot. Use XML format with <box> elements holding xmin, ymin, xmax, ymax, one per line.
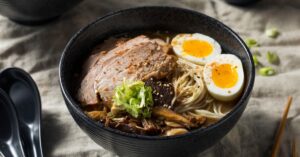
<box><xmin>0</xmin><ymin>0</ymin><xmax>299</xmax><ymax>156</ymax></box>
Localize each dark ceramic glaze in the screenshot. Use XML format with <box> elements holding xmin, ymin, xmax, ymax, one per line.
<box><xmin>0</xmin><ymin>68</ymin><xmax>43</xmax><ymax>157</ymax></box>
<box><xmin>0</xmin><ymin>0</ymin><xmax>83</xmax><ymax>25</ymax></box>
<box><xmin>59</xmin><ymin>6</ymin><xmax>255</xmax><ymax>157</ymax></box>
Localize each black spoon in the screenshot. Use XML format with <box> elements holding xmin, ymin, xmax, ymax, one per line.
<box><xmin>0</xmin><ymin>89</ymin><xmax>25</xmax><ymax>157</ymax></box>
<box><xmin>0</xmin><ymin>68</ymin><xmax>43</xmax><ymax>157</ymax></box>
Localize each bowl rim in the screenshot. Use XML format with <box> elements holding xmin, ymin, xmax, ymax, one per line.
<box><xmin>59</xmin><ymin>6</ymin><xmax>255</xmax><ymax>140</ymax></box>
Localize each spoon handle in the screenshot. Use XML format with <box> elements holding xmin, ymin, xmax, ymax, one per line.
<box><xmin>19</xmin><ymin>127</ymin><xmax>43</xmax><ymax>157</ymax></box>
<box><xmin>0</xmin><ymin>89</ymin><xmax>26</xmax><ymax>157</ymax></box>
<box><xmin>0</xmin><ymin>144</ymin><xmax>24</xmax><ymax>157</ymax></box>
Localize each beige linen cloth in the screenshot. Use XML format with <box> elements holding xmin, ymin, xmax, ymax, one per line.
<box><xmin>0</xmin><ymin>0</ymin><xmax>299</xmax><ymax>156</ymax></box>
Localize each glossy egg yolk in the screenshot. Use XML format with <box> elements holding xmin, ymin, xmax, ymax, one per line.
<box><xmin>212</xmin><ymin>63</ymin><xmax>238</xmax><ymax>88</ymax></box>
<box><xmin>182</xmin><ymin>40</ymin><xmax>213</xmax><ymax>58</ymax></box>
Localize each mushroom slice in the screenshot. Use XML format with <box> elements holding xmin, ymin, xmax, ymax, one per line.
<box><xmin>165</xmin><ymin>128</ymin><xmax>188</xmax><ymax>136</ymax></box>
<box><xmin>85</xmin><ymin>111</ymin><xmax>107</xmax><ymax>121</ymax></box>
<box><xmin>152</xmin><ymin>107</ymin><xmax>191</xmax><ymax>126</ymax></box>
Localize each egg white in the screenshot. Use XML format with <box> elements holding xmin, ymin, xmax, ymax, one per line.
<box><xmin>203</xmin><ymin>54</ymin><xmax>244</xmax><ymax>101</ymax></box>
<box><xmin>171</xmin><ymin>33</ymin><xmax>221</xmax><ymax>65</ymax></box>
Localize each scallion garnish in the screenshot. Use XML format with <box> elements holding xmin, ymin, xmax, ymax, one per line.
<box><xmin>265</xmin><ymin>28</ymin><xmax>280</xmax><ymax>38</ymax></box>
<box><xmin>259</xmin><ymin>67</ymin><xmax>276</xmax><ymax>76</ymax></box>
<box><xmin>246</xmin><ymin>38</ymin><xmax>259</xmax><ymax>48</ymax></box>
<box><xmin>267</xmin><ymin>51</ymin><xmax>280</xmax><ymax>65</ymax></box>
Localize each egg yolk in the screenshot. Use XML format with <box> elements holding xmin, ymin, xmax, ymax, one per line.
<box><xmin>212</xmin><ymin>64</ymin><xmax>238</xmax><ymax>88</ymax></box>
<box><xmin>182</xmin><ymin>40</ymin><xmax>213</xmax><ymax>58</ymax></box>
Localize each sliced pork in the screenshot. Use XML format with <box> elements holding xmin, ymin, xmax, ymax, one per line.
<box><xmin>77</xmin><ymin>35</ymin><xmax>176</xmax><ymax>106</ymax></box>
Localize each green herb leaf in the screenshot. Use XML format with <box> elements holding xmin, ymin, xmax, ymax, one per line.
<box><xmin>113</xmin><ymin>80</ymin><xmax>153</xmax><ymax>118</ymax></box>
<box><xmin>259</xmin><ymin>67</ymin><xmax>276</xmax><ymax>76</ymax></box>
<box><xmin>267</xmin><ymin>51</ymin><xmax>280</xmax><ymax>65</ymax></box>
<box><xmin>246</xmin><ymin>38</ymin><xmax>259</xmax><ymax>48</ymax></box>
<box><xmin>265</xmin><ymin>28</ymin><xmax>280</xmax><ymax>38</ymax></box>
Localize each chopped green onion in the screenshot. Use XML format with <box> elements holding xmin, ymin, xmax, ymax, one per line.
<box><xmin>252</xmin><ymin>54</ymin><xmax>259</xmax><ymax>67</ymax></box>
<box><xmin>113</xmin><ymin>80</ymin><xmax>153</xmax><ymax>118</ymax></box>
<box><xmin>246</xmin><ymin>38</ymin><xmax>259</xmax><ymax>48</ymax></box>
<box><xmin>265</xmin><ymin>28</ymin><xmax>280</xmax><ymax>38</ymax></box>
<box><xmin>267</xmin><ymin>51</ymin><xmax>280</xmax><ymax>65</ymax></box>
<box><xmin>252</xmin><ymin>51</ymin><xmax>262</xmax><ymax>67</ymax></box>
<box><xmin>259</xmin><ymin>67</ymin><xmax>276</xmax><ymax>76</ymax></box>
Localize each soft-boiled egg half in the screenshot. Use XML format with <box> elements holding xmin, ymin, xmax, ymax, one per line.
<box><xmin>203</xmin><ymin>54</ymin><xmax>244</xmax><ymax>101</ymax></box>
<box><xmin>171</xmin><ymin>33</ymin><xmax>221</xmax><ymax>65</ymax></box>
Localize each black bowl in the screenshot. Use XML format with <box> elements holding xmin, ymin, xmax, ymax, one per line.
<box><xmin>0</xmin><ymin>0</ymin><xmax>83</xmax><ymax>25</ymax></box>
<box><xmin>225</xmin><ymin>0</ymin><xmax>260</xmax><ymax>6</ymax></box>
<box><xmin>59</xmin><ymin>6</ymin><xmax>255</xmax><ymax>157</ymax></box>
